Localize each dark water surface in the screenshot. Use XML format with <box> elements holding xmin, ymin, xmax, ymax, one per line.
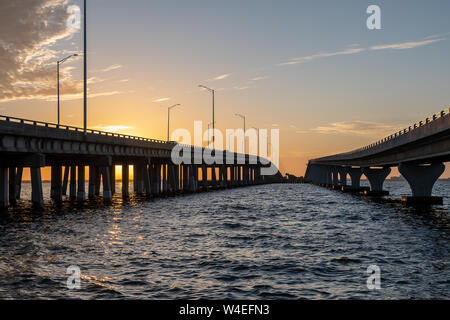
<box><xmin>0</xmin><ymin>181</ymin><xmax>449</xmax><ymax>299</ymax></box>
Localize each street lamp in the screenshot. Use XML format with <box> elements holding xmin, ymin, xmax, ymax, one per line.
<box><xmin>57</xmin><ymin>54</ymin><xmax>78</xmax><ymax>125</ymax></box>
<box><xmin>83</xmin><ymin>0</ymin><xmax>87</xmax><ymax>134</ymax></box>
<box><xmin>199</xmin><ymin>85</ymin><xmax>215</xmax><ymax>149</ymax></box>
<box><xmin>207</xmin><ymin>121</ymin><xmax>216</xmax><ymax>146</ymax></box>
<box><xmin>235</xmin><ymin>113</ymin><xmax>246</xmax><ymax>152</ymax></box>
<box><xmin>167</xmin><ymin>104</ymin><xmax>181</xmax><ymax>141</ymax></box>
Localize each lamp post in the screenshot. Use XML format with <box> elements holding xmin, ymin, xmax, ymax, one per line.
<box><xmin>207</xmin><ymin>121</ymin><xmax>216</xmax><ymax>146</ymax></box>
<box><xmin>199</xmin><ymin>85</ymin><xmax>215</xmax><ymax>149</ymax></box>
<box><xmin>83</xmin><ymin>0</ymin><xmax>87</xmax><ymax>135</ymax></box>
<box><xmin>167</xmin><ymin>104</ymin><xmax>181</xmax><ymax>141</ymax></box>
<box><xmin>57</xmin><ymin>54</ymin><xmax>78</xmax><ymax>125</ymax></box>
<box><xmin>235</xmin><ymin>113</ymin><xmax>246</xmax><ymax>153</ymax></box>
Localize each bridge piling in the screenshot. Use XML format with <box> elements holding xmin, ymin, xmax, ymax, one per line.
<box><xmin>88</xmin><ymin>166</ymin><xmax>95</xmax><ymax>198</ymax></box>
<box><xmin>15</xmin><ymin>167</ymin><xmax>23</xmax><ymax>199</ymax></box>
<box><xmin>62</xmin><ymin>166</ymin><xmax>69</xmax><ymax>196</ymax></box>
<box><xmin>0</xmin><ymin>167</ymin><xmax>8</xmax><ymax>208</ymax></box>
<box><xmin>362</xmin><ymin>167</ymin><xmax>391</xmax><ymax>196</ymax></box>
<box><xmin>77</xmin><ymin>165</ymin><xmax>86</xmax><ymax>201</ymax></box>
<box><xmin>122</xmin><ymin>164</ymin><xmax>129</xmax><ymax>196</ymax></box>
<box><xmin>110</xmin><ymin>166</ymin><xmax>116</xmax><ymax>195</ymax></box>
<box><xmin>69</xmin><ymin>166</ymin><xmax>77</xmax><ymax>199</ymax></box>
<box><xmin>54</xmin><ymin>165</ymin><xmax>62</xmax><ymax>202</ymax></box>
<box><xmin>30</xmin><ymin>167</ymin><xmax>43</xmax><ymax>208</ymax></box>
<box><xmin>399</xmin><ymin>162</ymin><xmax>445</xmax><ymax>204</ymax></box>
<box><xmin>101</xmin><ymin>166</ymin><xmax>112</xmax><ymax>202</ymax></box>
<box><xmin>9</xmin><ymin>167</ymin><xmax>17</xmax><ymax>205</ymax></box>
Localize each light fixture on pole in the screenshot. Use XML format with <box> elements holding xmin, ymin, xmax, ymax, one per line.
<box><xmin>235</xmin><ymin>113</ymin><xmax>246</xmax><ymax>152</ymax></box>
<box><xmin>57</xmin><ymin>54</ymin><xmax>78</xmax><ymax>125</ymax></box>
<box><xmin>83</xmin><ymin>0</ymin><xmax>87</xmax><ymax>135</ymax></box>
<box><xmin>167</xmin><ymin>104</ymin><xmax>181</xmax><ymax>141</ymax></box>
<box><xmin>207</xmin><ymin>121</ymin><xmax>216</xmax><ymax>146</ymax></box>
<box><xmin>198</xmin><ymin>85</ymin><xmax>215</xmax><ymax>149</ymax></box>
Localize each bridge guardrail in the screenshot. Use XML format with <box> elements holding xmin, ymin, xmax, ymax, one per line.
<box><xmin>353</xmin><ymin>107</ymin><xmax>450</xmax><ymax>153</ymax></box>
<box><xmin>0</xmin><ymin>114</ymin><xmax>171</xmax><ymax>145</ymax></box>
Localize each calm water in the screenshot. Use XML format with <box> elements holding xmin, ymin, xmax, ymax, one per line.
<box><xmin>0</xmin><ymin>181</ymin><xmax>449</xmax><ymax>299</ymax></box>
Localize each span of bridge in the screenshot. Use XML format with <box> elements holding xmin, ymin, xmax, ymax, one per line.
<box><xmin>0</xmin><ymin>115</ymin><xmax>282</xmax><ymax>208</ymax></box>
<box><xmin>305</xmin><ymin>108</ymin><xmax>450</xmax><ymax>205</ymax></box>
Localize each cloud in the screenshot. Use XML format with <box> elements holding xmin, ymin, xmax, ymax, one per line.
<box><xmin>213</xmin><ymin>73</ymin><xmax>231</xmax><ymax>80</ymax></box>
<box><xmin>0</xmin><ymin>0</ymin><xmax>81</xmax><ymax>103</ymax></box>
<box><xmin>153</xmin><ymin>97</ymin><xmax>171</xmax><ymax>103</ymax></box>
<box><xmin>279</xmin><ymin>48</ymin><xmax>365</xmax><ymax>66</ymax></box>
<box><xmin>250</xmin><ymin>76</ymin><xmax>268</xmax><ymax>81</ymax></box>
<box><xmin>312</xmin><ymin>121</ymin><xmax>397</xmax><ymax>135</ymax></box>
<box><xmin>91</xmin><ymin>125</ymin><xmax>134</xmax><ymax>133</ymax></box>
<box><xmin>234</xmin><ymin>86</ymin><xmax>250</xmax><ymax>91</ymax></box>
<box><xmin>101</xmin><ymin>64</ymin><xmax>122</xmax><ymax>72</ymax></box>
<box><xmin>278</xmin><ymin>35</ymin><xmax>446</xmax><ymax>67</ymax></box>
<box><xmin>370</xmin><ymin>38</ymin><xmax>444</xmax><ymax>51</ymax></box>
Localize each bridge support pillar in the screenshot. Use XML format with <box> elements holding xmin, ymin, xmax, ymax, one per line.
<box><xmin>399</xmin><ymin>162</ymin><xmax>445</xmax><ymax>205</ymax></box>
<box><xmin>201</xmin><ymin>164</ymin><xmax>208</xmax><ymax>191</ymax></box>
<box><xmin>331</xmin><ymin>167</ymin><xmax>339</xmax><ymax>189</ymax></box>
<box><xmin>0</xmin><ymin>167</ymin><xmax>8</xmax><ymax>208</ymax></box>
<box><xmin>69</xmin><ymin>165</ymin><xmax>77</xmax><ymax>199</ymax></box>
<box><xmin>88</xmin><ymin>166</ymin><xmax>95</xmax><ymax>198</ymax></box>
<box><xmin>77</xmin><ymin>165</ymin><xmax>86</xmax><ymax>201</ymax></box>
<box><xmin>31</xmin><ymin>167</ymin><xmax>44</xmax><ymax>208</ymax></box>
<box><xmin>142</xmin><ymin>164</ymin><xmax>151</xmax><ymax>196</ymax></box>
<box><xmin>122</xmin><ymin>164</ymin><xmax>129</xmax><ymax>196</ymax></box>
<box><xmin>101</xmin><ymin>166</ymin><xmax>112</xmax><ymax>202</ymax></box>
<box><xmin>53</xmin><ymin>165</ymin><xmax>62</xmax><ymax>202</ymax></box>
<box><xmin>110</xmin><ymin>166</ymin><xmax>116</xmax><ymax>195</ymax></box>
<box><xmin>9</xmin><ymin>167</ymin><xmax>17</xmax><ymax>205</ymax></box>
<box><xmin>362</xmin><ymin>167</ymin><xmax>391</xmax><ymax>196</ymax></box>
<box><xmin>62</xmin><ymin>166</ymin><xmax>69</xmax><ymax>196</ymax></box>
<box><xmin>16</xmin><ymin>167</ymin><xmax>23</xmax><ymax>199</ymax></box>
<box><xmin>337</xmin><ymin>167</ymin><xmax>347</xmax><ymax>187</ymax></box>
<box><xmin>95</xmin><ymin>166</ymin><xmax>101</xmax><ymax>196</ymax></box>
<box><xmin>343</xmin><ymin>167</ymin><xmax>362</xmax><ymax>192</ymax></box>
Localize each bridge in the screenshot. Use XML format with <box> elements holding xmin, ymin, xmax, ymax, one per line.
<box><xmin>0</xmin><ymin>115</ymin><xmax>282</xmax><ymax>208</ymax></box>
<box><xmin>305</xmin><ymin>108</ymin><xmax>450</xmax><ymax>204</ymax></box>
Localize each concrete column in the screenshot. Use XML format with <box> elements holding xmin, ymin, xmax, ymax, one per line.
<box><xmin>188</xmin><ymin>165</ymin><xmax>195</xmax><ymax>192</ymax></box>
<box><xmin>30</xmin><ymin>167</ymin><xmax>44</xmax><ymax>207</ymax></box>
<box><xmin>88</xmin><ymin>166</ymin><xmax>95</xmax><ymax>198</ymax></box>
<box><xmin>9</xmin><ymin>167</ymin><xmax>16</xmax><ymax>205</ymax></box>
<box><xmin>110</xmin><ymin>165</ymin><xmax>116</xmax><ymax>195</ymax></box>
<box><xmin>94</xmin><ymin>166</ymin><xmax>101</xmax><ymax>196</ymax></box>
<box><xmin>15</xmin><ymin>167</ymin><xmax>23</xmax><ymax>199</ymax></box>
<box><xmin>77</xmin><ymin>165</ymin><xmax>86</xmax><ymax>201</ymax></box>
<box><xmin>53</xmin><ymin>165</ymin><xmax>62</xmax><ymax>202</ymax></box>
<box><xmin>143</xmin><ymin>164</ymin><xmax>151</xmax><ymax>196</ymax></box>
<box><xmin>362</xmin><ymin>167</ymin><xmax>391</xmax><ymax>195</ymax></box>
<box><xmin>331</xmin><ymin>167</ymin><xmax>339</xmax><ymax>188</ymax></box>
<box><xmin>338</xmin><ymin>167</ymin><xmax>347</xmax><ymax>186</ymax></box>
<box><xmin>122</xmin><ymin>164</ymin><xmax>129</xmax><ymax>196</ymax></box>
<box><xmin>181</xmin><ymin>165</ymin><xmax>188</xmax><ymax>192</ymax></box>
<box><xmin>69</xmin><ymin>165</ymin><xmax>77</xmax><ymax>199</ymax></box>
<box><xmin>62</xmin><ymin>166</ymin><xmax>69</xmax><ymax>196</ymax></box>
<box><xmin>399</xmin><ymin>163</ymin><xmax>445</xmax><ymax>204</ymax></box>
<box><xmin>0</xmin><ymin>168</ymin><xmax>8</xmax><ymax>208</ymax></box>
<box><xmin>162</xmin><ymin>164</ymin><xmax>167</xmax><ymax>193</ymax></box>
<box><xmin>133</xmin><ymin>164</ymin><xmax>138</xmax><ymax>193</ymax></box>
<box><xmin>347</xmin><ymin>167</ymin><xmax>362</xmax><ymax>190</ymax></box>
<box><xmin>50</xmin><ymin>166</ymin><xmax>56</xmax><ymax>199</ymax></box>
<box><xmin>101</xmin><ymin>166</ymin><xmax>112</xmax><ymax>201</ymax></box>
<box><xmin>174</xmin><ymin>165</ymin><xmax>180</xmax><ymax>192</ymax></box>
<box><xmin>154</xmin><ymin>163</ymin><xmax>161</xmax><ymax>195</ymax></box>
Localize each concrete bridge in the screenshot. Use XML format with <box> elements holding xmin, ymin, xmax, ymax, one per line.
<box><xmin>305</xmin><ymin>108</ymin><xmax>450</xmax><ymax>204</ymax></box>
<box><xmin>0</xmin><ymin>115</ymin><xmax>281</xmax><ymax>208</ymax></box>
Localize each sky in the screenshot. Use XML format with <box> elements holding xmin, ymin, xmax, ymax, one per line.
<box><xmin>1</xmin><ymin>0</ymin><xmax>450</xmax><ymax>178</ymax></box>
